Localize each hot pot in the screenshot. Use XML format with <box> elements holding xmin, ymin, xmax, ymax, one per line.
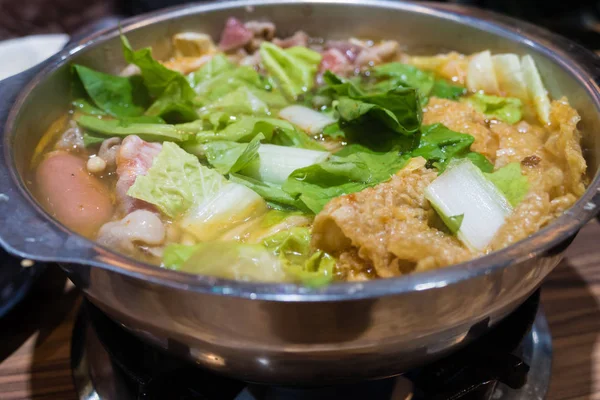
<box><xmin>0</xmin><ymin>0</ymin><xmax>599</xmax><ymax>385</ymax></box>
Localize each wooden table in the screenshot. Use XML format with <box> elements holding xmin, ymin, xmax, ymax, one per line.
<box><xmin>0</xmin><ymin>222</ymin><xmax>599</xmax><ymax>400</ymax></box>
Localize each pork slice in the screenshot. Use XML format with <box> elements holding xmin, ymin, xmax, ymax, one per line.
<box><xmin>219</xmin><ymin>17</ymin><xmax>254</xmax><ymax>52</ymax></box>
<box><xmin>98</xmin><ymin>209</ymin><xmax>165</xmax><ymax>256</ymax></box>
<box><xmin>324</xmin><ymin>40</ymin><xmax>363</xmax><ymax>62</ymax></box>
<box><xmin>317</xmin><ymin>48</ymin><xmax>353</xmax><ymax>84</ymax></box>
<box><xmin>116</xmin><ymin>135</ymin><xmax>162</xmax><ymax>215</ymax></box>
<box><xmin>273</xmin><ymin>31</ymin><xmax>309</xmax><ymax>48</ymax></box>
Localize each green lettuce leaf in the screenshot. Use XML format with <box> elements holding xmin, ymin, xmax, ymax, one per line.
<box><xmin>270</xmin><ymin>125</ymin><xmax>326</xmax><ymax>150</ymax></box>
<box><xmin>373</xmin><ymin>63</ymin><xmax>434</xmax><ymax>98</ymax></box>
<box><xmin>430</xmin><ymin>79</ymin><xmax>466</xmax><ymax>100</ymax></box>
<box><xmin>262</xmin><ymin>227</ymin><xmax>335</xmax><ymax>287</ymax></box>
<box><xmin>72</xmin><ymin>98</ymin><xmax>107</xmax><ymax>116</ymax></box>
<box><xmin>145</xmin><ymin>80</ymin><xmax>199</xmax><ymax>123</ymax></box>
<box><xmin>72</xmin><ymin>65</ymin><xmax>149</xmax><ymax>117</ymax></box>
<box><xmin>282</xmin><ymin>148</ymin><xmax>411</xmax><ymax>213</ymax></box>
<box><xmin>200</xmin><ymin>86</ymin><xmax>270</xmax><ymax>116</ymax></box>
<box><xmin>260</xmin><ymin>42</ymin><xmax>321</xmax><ymax>100</ymax></box>
<box><xmin>192</xmin><ymin>64</ymin><xmax>271</xmax><ymax>103</ymax></box>
<box><xmin>323</xmin><ymin>71</ymin><xmax>421</xmax><ymax>137</ymax></box>
<box><xmin>372</xmin><ymin>62</ymin><xmax>466</xmax><ymax>102</ymax></box>
<box><xmin>462</xmin><ymin>93</ymin><xmax>523</xmax><ymax>124</ymax></box>
<box><xmin>188</xmin><ymin>54</ymin><xmax>234</xmax><ymax>86</ymax></box>
<box><xmin>412</xmin><ymin>123</ymin><xmax>493</xmax><ymax>172</ymax></box>
<box><xmin>197</xmin><ymin>134</ymin><xmax>264</xmax><ymax>174</ymax></box>
<box><xmin>186</xmin><ymin>117</ymin><xmax>283</xmax><ymax>146</ymax></box>
<box><xmin>82</xmin><ymin>132</ymin><xmax>106</xmax><ymax>147</ymax></box>
<box><xmin>127</xmin><ymin>142</ymin><xmax>227</xmax><ymax>218</ymax></box>
<box><xmin>75</xmin><ymin>114</ymin><xmax>199</xmax><ymax>142</ymax></box>
<box><xmin>484</xmin><ymin>162</ymin><xmax>529</xmax><ymax>206</ymax></box>
<box><xmin>121</xmin><ymin>34</ymin><xmax>195</xmax><ymax>100</ymax></box>
<box><xmin>229</xmin><ymin>173</ymin><xmax>309</xmax><ymax>212</ymax></box>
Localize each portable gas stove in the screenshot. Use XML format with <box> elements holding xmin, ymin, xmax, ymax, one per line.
<box><xmin>70</xmin><ymin>291</ymin><xmax>551</xmax><ymax>400</ymax></box>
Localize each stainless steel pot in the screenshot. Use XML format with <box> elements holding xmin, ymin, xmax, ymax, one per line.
<box><xmin>0</xmin><ymin>0</ymin><xmax>599</xmax><ymax>385</ymax></box>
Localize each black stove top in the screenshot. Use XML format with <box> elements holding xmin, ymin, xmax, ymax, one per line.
<box><xmin>70</xmin><ymin>291</ymin><xmax>551</xmax><ymax>400</ymax></box>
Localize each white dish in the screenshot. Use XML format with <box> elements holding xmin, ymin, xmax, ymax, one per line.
<box><xmin>0</xmin><ymin>34</ymin><xmax>69</xmax><ymax>81</ymax></box>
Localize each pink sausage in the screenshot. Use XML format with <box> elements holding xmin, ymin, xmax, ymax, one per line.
<box><xmin>36</xmin><ymin>151</ymin><xmax>114</xmax><ymax>237</ymax></box>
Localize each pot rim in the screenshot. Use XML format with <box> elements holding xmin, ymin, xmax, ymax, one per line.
<box><xmin>5</xmin><ymin>0</ymin><xmax>600</xmax><ymax>301</ymax></box>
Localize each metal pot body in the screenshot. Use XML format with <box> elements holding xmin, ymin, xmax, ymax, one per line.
<box><xmin>62</xmin><ymin>249</ymin><xmax>563</xmax><ymax>383</ymax></box>
<box><xmin>1</xmin><ymin>1</ymin><xmax>600</xmax><ymax>384</ymax></box>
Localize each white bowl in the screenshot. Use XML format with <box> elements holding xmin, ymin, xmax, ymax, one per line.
<box><xmin>0</xmin><ymin>34</ymin><xmax>69</xmax><ymax>81</ymax></box>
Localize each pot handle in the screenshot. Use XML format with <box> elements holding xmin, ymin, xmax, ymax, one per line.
<box><xmin>0</xmin><ymin>67</ymin><xmax>100</xmax><ymax>264</ymax></box>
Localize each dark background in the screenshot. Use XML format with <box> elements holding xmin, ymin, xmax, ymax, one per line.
<box><xmin>1</xmin><ymin>0</ymin><xmax>600</xmax><ymax>50</ymax></box>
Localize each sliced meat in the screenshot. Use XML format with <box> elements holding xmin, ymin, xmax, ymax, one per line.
<box><xmin>116</xmin><ymin>136</ymin><xmax>162</xmax><ymax>215</ymax></box>
<box><xmin>354</xmin><ymin>40</ymin><xmax>399</xmax><ymax>67</ymax></box>
<box><xmin>325</xmin><ymin>40</ymin><xmax>363</xmax><ymax>62</ymax></box>
<box><xmin>273</xmin><ymin>31</ymin><xmax>309</xmax><ymax>48</ymax></box>
<box><xmin>317</xmin><ymin>48</ymin><xmax>353</xmax><ymax>84</ymax></box>
<box><xmin>312</xmin><ymin>158</ymin><xmax>473</xmax><ymax>279</ymax></box>
<box><xmin>244</xmin><ymin>20</ymin><xmax>276</xmax><ymax>41</ymax></box>
<box><xmin>36</xmin><ymin>151</ymin><xmax>114</xmax><ymax>237</ymax></box>
<box><xmin>97</xmin><ymin>210</ymin><xmax>165</xmax><ymax>255</ymax></box>
<box><xmin>218</xmin><ymin>17</ymin><xmax>254</xmax><ymax>52</ymax></box>
<box><xmin>423</xmin><ymin>97</ymin><xmax>499</xmax><ymax>162</ymax></box>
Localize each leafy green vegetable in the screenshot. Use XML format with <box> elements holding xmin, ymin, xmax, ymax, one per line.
<box><xmin>373</xmin><ymin>62</ymin><xmax>466</xmax><ymax>103</ymax></box>
<box><xmin>240</xmin><ymin>144</ymin><xmax>330</xmax><ymax>185</ymax></box>
<box><xmin>461</xmin><ymin>93</ymin><xmax>523</xmax><ymax>124</ymax></box>
<box><xmin>229</xmin><ymin>173</ymin><xmax>309</xmax><ymax>212</ymax></box>
<box><xmin>373</xmin><ymin>63</ymin><xmax>434</xmax><ymax>98</ymax></box>
<box><xmin>260</xmin><ymin>209</ymin><xmax>304</xmax><ymax>228</ymax></box>
<box><xmin>260</xmin><ymin>42</ymin><xmax>321</xmax><ymax>100</ymax></box>
<box><xmin>128</xmin><ymin>142</ymin><xmax>227</xmax><ymax>217</ymax></box>
<box><xmin>82</xmin><ymin>132</ymin><xmax>106</xmax><ymax>147</ymax></box>
<box><xmin>162</xmin><ymin>243</ymin><xmax>198</xmax><ymax>270</ymax></box>
<box><xmin>188</xmin><ymin>54</ymin><xmax>234</xmax><ymax>86</ymax></box>
<box><xmin>198</xmin><ymin>134</ymin><xmax>264</xmax><ymax>174</ymax></box>
<box><xmin>145</xmin><ymin>81</ymin><xmax>199</xmax><ymax>123</ymax></box>
<box><xmin>72</xmin><ymin>98</ymin><xmax>107</xmax><ymax>116</ymax></box>
<box><xmin>75</xmin><ymin>115</ymin><xmax>198</xmax><ymax>142</ymax></box>
<box><xmin>282</xmin><ymin>148</ymin><xmax>411</xmax><ymax>213</ymax></box>
<box><xmin>430</xmin><ymin>79</ymin><xmax>466</xmax><ymax>100</ymax></box>
<box><xmin>412</xmin><ymin>123</ymin><xmax>493</xmax><ymax>172</ymax></box>
<box><xmin>192</xmin><ymin>64</ymin><xmax>270</xmax><ymax>103</ymax></box>
<box><xmin>322</xmin><ymin>71</ymin><xmax>421</xmax><ymax>137</ymax></box>
<box><xmin>121</xmin><ymin>34</ymin><xmax>195</xmax><ymax>100</ymax></box>
<box><xmin>72</xmin><ymin>65</ymin><xmax>149</xmax><ymax>117</ymax></box>
<box><xmin>262</xmin><ymin>227</ymin><xmax>335</xmax><ymax>286</ymax></box>
<box><xmin>484</xmin><ymin>162</ymin><xmax>529</xmax><ymax>206</ymax></box>
<box><xmin>186</xmin><ymin>117</ymin><xmax>284</xmax><ymax>146</ymax></box>
<box><xmin>200</xmin><ymin>86</ymin><xmax>270</xmax><ymax>116</ymax></box>
<box><xmin>270</xmin><ymin>125</ymin><xmax>326</xmax><ymax>150</ymax></box>
<box><xmin>446</xmin><ymin>214</ymin><xmax>464</xmax><ymax>234</ymax></box>
<box><xmin>163</xmin><ymin>241</ymin><xmax>287</xmax><ymax>282</ymax></box>
<box><xmin>127</xmin><ymin>142</ymin><xmax>266</xmax><ymax>240</ymax></box>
